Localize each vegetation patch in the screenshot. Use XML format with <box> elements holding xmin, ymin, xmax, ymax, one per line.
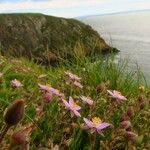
<box><xmin>0</xmin><ymin>54</ymin><xmax>149</xmax><ymax>149</ymax></box>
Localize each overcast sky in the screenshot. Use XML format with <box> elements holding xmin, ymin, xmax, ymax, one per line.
<box><xmin>0</xmin><ymin>0</ymin><xmax>150</xmax><ymax>18</ymax></box>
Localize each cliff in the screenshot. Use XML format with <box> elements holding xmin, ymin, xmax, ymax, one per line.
<box><xmin>0</xmin><ymin>13</ymin><xmax>118</xmax><ymax>64</ymax></box>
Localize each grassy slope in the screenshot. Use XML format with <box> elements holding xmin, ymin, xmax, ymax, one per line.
<box><xmin>0</xmin><ymin>55</ymin><xmax>149</xmax><ymax>149</ymax></box>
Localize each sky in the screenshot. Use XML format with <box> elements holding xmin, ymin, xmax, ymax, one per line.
<box><xmin>0</xmin><ymin>0</ymin><xmax>150</xmax><ymax>18</ymax></box>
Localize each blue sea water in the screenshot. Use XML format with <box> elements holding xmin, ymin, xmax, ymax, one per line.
<box><xmin>80</xmin><ymin>11</ymin><xmax>150</xmax><ymax>81</ymax></box>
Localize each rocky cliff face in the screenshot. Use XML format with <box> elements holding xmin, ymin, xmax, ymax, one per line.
<box><xmin>0</xmin><ymin>13</ymin><xmax>117</xmax><ymax>64</ymax></box>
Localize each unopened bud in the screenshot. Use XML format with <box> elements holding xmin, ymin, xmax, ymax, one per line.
<box><xmin>96</xmin><ymin>82</ymin><xmax>106</xmax><ymax>94</ymax></box>
<box><xmin>11</xmin><ymin>131</ymin><xmax>26</xmax><ymax>145</ymax></box>
<box><xmin>4</xmin><ymin>99</ymin><xmax>24</xmax><ymax>126</ymax></box>
<box><xmin>126</xmin><ymin>126</ymin><xmax>132</xmax><ymax>131</ymax></box>
<box><xmin>120</xmin><ymin>113</ymin><xmax>129</xmax><ymax>122</ymax></box>
<box><xmin>127</xmin><ymin>106</ymin><xmax>134</xmax><ymax>118</ymax></box>
<box><xmin>124</xmin><ymin>131</ymin><xmax>138</xmax><ymax>141</ymax></box>
<box><xmin>120</xmin><ymin>121</ymin><xmax>132</xmax><ymax>129</ymax></box>
<box><xmin>137</xmin><ymin>95</ymin><xmax>144</xmax><ymax>103</ymax></box>
<box><xmin>43</xmin><ymin>92</ymin><xmax>53</xmax><ymax>103</ymax></box>
<box><xmin>11</xmin><ymin>123</ymin><xmax>34</xmax><ymax>145</ymax></box>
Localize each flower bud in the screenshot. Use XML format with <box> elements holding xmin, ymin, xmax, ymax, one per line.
<box><xmin>43</xmin><ymin>92</ymin><xmax>53</xmax><ymax>103</ymax></box>
<box><xmin>137</xmin><ymin>95</ymin><xmax>144</xmax><ymax>103</ymax></box>
<box><xmin>140</xmin><ymin>102</ymin><xmax>146</xmax><ymax>109</ymax></box>
<box><xmin>11</xmin><ymin>131</ymin><xmax>26</xmax><ymax>145</ymax></box>
<box><xmin>11</xmin><ymin>123</ymin><xmax>34</xmax><ymax>145</ymax></box>
<box><xmin>127</xmin><ymin>106</ymin><xmax>134</xmax><ymax>118</ymax></box>
<box><xmin>120</xmin><ymin>113</ymin><xmax>129</xmax><ymax>122</ymax></box>
<box><xmin>126</xmin><ymin>126</ymin><xmax>132</xmax><ymax>131</ymax></box>
<box><xmin>96</xmin><ymin>82</ymin><xmax>106</xmax><ymax>94</ymax></box>
<box><xmin>4</xmin><ymin>99</ymin><xmax>24</xmax><ymax>126</ymax></box>
<box><xmin>120</xmin><ymin>121</ymin><xmax>132</xmax><ymax>129</ymax></box>
<box><xmin>124</xmin><ymin>131</ymin><xmax>138</xmax><ymax>141</ymax></box>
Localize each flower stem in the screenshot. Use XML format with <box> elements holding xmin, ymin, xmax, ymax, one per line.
<box><xmin>0</xmin><ymin>124</ymin><xmax>10</xmax><ymax>144</ymax></box>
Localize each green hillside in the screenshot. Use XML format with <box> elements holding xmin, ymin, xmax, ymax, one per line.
<box><xmin>0</xmin><ymin>13</ymin><xmax>118</xmax><ymax>64</ymax></box>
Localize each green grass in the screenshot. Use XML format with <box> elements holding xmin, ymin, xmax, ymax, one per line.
<box><xmin>0</xmin><ymin>54</ymin><xmax>149</xmax><ymax>149</ymax></box>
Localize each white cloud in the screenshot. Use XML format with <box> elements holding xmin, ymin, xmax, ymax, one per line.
<box><xmin>135</xmin><ymin>1</ymin><xmax>150</xmax><ymax>10</ymax></box>
<box><xmin>0</xmin><ymin>0</ymin><xmax>108</xmax><ymax>11</ymax></box>
<box><xmin>0</xmin><ymin>0</ymin><xmax>150</xmax><ymax>17</ymax></box>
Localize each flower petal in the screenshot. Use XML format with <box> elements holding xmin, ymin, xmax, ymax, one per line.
<box><xmin>96</xmin><ymin>122</ymin><xmax>110</xmax><ymax>130</ymax></box>
<box><xmin>69</xmin><ymin>97</ymin><xmax>81</xmax><ymax>110</ymax></box>
<box><xmin>62</xmin><ymin>99</ymin><xmax>71</xmax><ymax>109</ymax></box>
<box><xmin>72</xmin><ymin>109</ymin><xmax>81</xmax><ymax>117</ymax></box>
<box><xmin>69</xmin><ymin>96</ymin><xmax>74</xmax><ymax>105</ymax></box>
<box><xmin>83</xmin><ymin>118</ymin><xmax>94</xmax><ymax>128</ymax></box>
<box><xmin>117</xmin><ymin>95</ymin><xmax>127</xmax><ymax>100</ymax></box>
<box><xmin>107</xmin><ymin>90</ymin><xmax>114</xmax><ymax>96</ymax></box>
<box><xmin>81</xmin><ymin>96</ymin><xmax>93</xmax><ymax>105</ymax></box>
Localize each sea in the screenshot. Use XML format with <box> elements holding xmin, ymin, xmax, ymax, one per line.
<box><xmin>80</xmin><ymin>11</ymin><xmax>150</xmax><ymax>81</ymax></box>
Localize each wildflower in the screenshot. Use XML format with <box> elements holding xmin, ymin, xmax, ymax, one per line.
<box><xmin>73</xmin><ymin>81</ymin><xmax>83</xmax><ymax>89</ymax></box>
<box><xmin>120</xmin><ymin>120</ymin><xmax>132</xmax><ymax>130</ymax></box>
<box><xmin>80</xmin><ymin>96</ymin><xmax>94</xmax><ymax>105</ymax></box>
<box><xmin>38</xmin><ymin>84</ymin><xmax>51</xmax><ymax>92</ymax></box>
<box><xmin>64</xmin><ymin>71</ymin><xmax>81</xmax><ymax>82</ymax></box>
<box><xmin>4</xmin><ymin>99</ymin><xmax>24</xmax><ymax>126</ymax></box>
<box><xmin>124</xmin><ymin>131</ymin><xmax>138</xmax><ymax>141</ymax></box>
<box><xmin>38</xmin><ymin>84</ymin><xmax>64</xmax><ymax>98</ymax></box>
<box><xmin>43</xmin><ymin>92</ymin><xmax>53</xmax><ymax>103</ymax></box>
<box><xmin>11</xmin><ymin>79</ymin><xmax>23</xmax><ymax>88</ymax></box>
<box><xmin>83</xmin><ymin>117</ymin><xmax>110</xmax><ymax>134</ymax></box>
<box><xmin>96</xmin><ymin>82</ymin><xmax>106</xmax><ymax>94</ymax></box>
<box><xmin>107</xmin><ymin>90</ymin><xmax>127</xmax><ymax>101</ymax></box>
<box><xmin>62</xmin><ymin>97</ymin><xmax>81</xmax><ymax>117</ymax></box>
<box><xmin>11</xmin><ymin>123</ymin><xmax>34</xmax><ymax>146</ymax></box>
<box><xmin>49</xmin><ymin>87</ymin><xmax>64</xmax><ymax>97</ymax></box>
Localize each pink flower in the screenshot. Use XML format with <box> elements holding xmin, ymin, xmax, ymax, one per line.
<box><xmin>49</xmin><ymin>87</ymin><xmax>64</xmax><ymax>97</ymax></box>
<box><xmin>107</xmin><ymin>90</ymin><xmax>127</xmax><ymax>101</ymax></box>
<box><xmin>83</xmin><ymin>117</ymin><xmax>110</xmax><ymax>134</ymax></box>
<box><xmin>11</xmin><ymin>79</ymin><xmax>23</xmax><ymax>88</ymax></box>
<box><xmin>64</xmin><ymin>71</ymin><xmax>81</xmax><ymax>82</ymax></box>
<box><xmin>81</xmin><ymin>96</ymin><xmax>94</xmax><ymax>105</ymax></box>
<box><xmin>38</xmin><ymin>84</ymin><xmax>51</xmax><ymax>92</ymax></box>
<box><xmin>62</xmin><ymin>96</ymin><xmax>81</xmax><ymax>117</ymax></box>
<box><xmin>38</xmin><ymin>84</ymin><xmax>64</xmax><ymax>98</ymax></box>
<box><xmin>73</xmin><ymin>81</ymin><xmax>83</xmax><ymax>89</ymax></box>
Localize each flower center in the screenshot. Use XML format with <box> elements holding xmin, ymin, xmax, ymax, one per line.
<box><xmin>71</xmin><ymin>101</ymin><xmax>78</xmax><ymax>108</ymax></box>
<box><xmin>92</xmin><ymin>117</ymin><xmax>101</xmax><ymax>126</ymax></box>
<box><xmin>115</xmin><ymin>91</ymin><xmax>122</xmax><ymax>96</ymax></box>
